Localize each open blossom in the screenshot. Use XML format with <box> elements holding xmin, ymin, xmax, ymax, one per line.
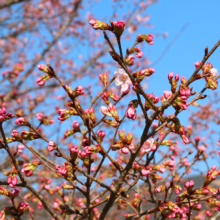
<box><xmin>143</xmin><ymin>138</ymin><xmax>154</xmax><ymax>153</ymax></box>
<box><xmin>114</xmin><ymin>68</ymin><xmax>132</xmax><ymax>94</ymax></box>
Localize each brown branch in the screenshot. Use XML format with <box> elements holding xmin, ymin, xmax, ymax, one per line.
<box><xmin>0</xmin><ymin>123</ymin><xmax>61</xmax><ymax>220</ymax></box>
<box><xmin>0</xmin><ymin>0</ymin><xmax>29</xmax><ymax>9</ymax></box>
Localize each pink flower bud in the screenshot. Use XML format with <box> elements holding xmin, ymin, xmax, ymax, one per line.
<box><xmin>141</xmin><ymin>168</ymin><xmax>150</xmax><ymax>176</ymax></box>
<box><xmin>72</xmin><ymin>120</ymin><xmax>79</xmax><ymax>129</ymax></box>
<box><xmin>75</xmin><ymin>86</ymin><xmax>84</xmax><ymax>95</ymax></box>
<box><xmin>82</xmin><ymin>139</ymin><xmax>89</xmax><ymax>147</ymax></box>
<box><xmin>55</xmin><ymin>165</ymin><xmax>67</xmax><ymax>175</ymax></box>
<box><xmin>181</xmin><ymin>76</ymin><xmax>187</xmax><ymax>84</ymax></box>
<box><xmin>47</xmin><ymin>140</ymin><xmax>56</xmax><ymax>152</ymax></box>
<box><xmin>36</xmin><ymin>76</ymin><xmax>46</xmax><ymax>86</ymax></box>
<box><xmin>11</xmin><ymin>129</ymin><xmax>19</xmax><ymax>137</ymax></box>
<box><xmin>99</xmin><ymin>72</ymin><xmax>109</xmax><ymax>85</ymax></box>
<box><xmin>175</xmin><ymin>74</ymin><xmax>179</xmax><ymax>81</ymax></box>
<box><xmin>187</xmin><ymin>125</ymin><xmax>192</xmax><ymax>130</ymax></box>
<box><xmin>182</xmin><ymin>135</ymin><xmax>189</xmax><ymax>144</ymax></box>
<box><xmin>15</xmin><ymin>117</ymin><xmax>26</xmax><ymax>126</ymax></box>
<box><xmin>163</xmin><ymin>90</ymin><xmax>172</xmax><ymax>99</ymax></box>
<box><xmin>184</xmin><ymin>180</ymin><xmax>194</xmax><ymax>188</ymax></box>
<box><xmin>152</xmin><ymin>123</ymin><xmax>158</xmax><ymax>128</ymax></box>
<box><xmin>125</xmin><ymin>55</ymin><xmax>135</xmax><ymax>66</ymax></box>
<box><xmin>206</xmin><ymin>211</ymin><xmax>211</xmax><ymax>217</ymax></box>
<box><xmin>212</xmin><ymin>165</ymin><xmax>217</xmax><ymax>170</ymax></box>
<box><xmin>17</xmin><ymin>144</ymin><xmax>25</xmax><ymax>153</ymax></box>
<box><xmin>195</xmin><ymin>136</ymin><xmax>200</xmax><ymax>141</ymax></box>
<box><xmin>194</xmin><ymin>61</ymin><xmax>201</xmax><ymax>68</ymax></box>
<box><xmin>37</xmin><ymin>64</ymin><xmax>49</xmax><ymax>73</ymax></box>
<box><xmin>0</xmin><ymin>108</ymin><xmax>7</xmax><ymax>115</ymax></box>
<box><xmin>70</xmin><ymin>145</ymin><xmax>78</xmax><ymax>154</ymax></box>
<box><xmin>36</xmin><ymin>113</ymin><xmax>43</xmax><ymax>120</ymax></box>
<box><xmin>164</xmin><ymin>160</ymin><xmax>175</xmax><ymax>167</ymax></box>
<box><xmin>89</xmin><ymin>19</ymin><xmax>111</xmax><ymax>30</ymax></box>
<box><xmin>53</xmin><ymin>202</ymin><xmax>59</xmax><ymax>209</ymax></box>
<box><xmin>7</xmin><ymin>175</ymin><xmax>17</xmax><ymax>188</ymax></box>
<box><xmin>44</xmin><ymin>184</ymin><xmax>51</xmax><ymax>190</ymax></box>
<box><xmin>125</xmin><ymin>106</ymin><xmax>137</xmax><ymax>120</ymax></box>
<box><xmin>135</xmin><ymin>51</ymin><xmax>143</xmax><ymax>58</ymax></box>
<box><xmin>145</xmin><ymin>34</ymin><xmax>154</xmax><ymax>45</ymax></box>
<box><xmin>12</xmin><ymin>188</ymin><xmax>20</xmax><ymax>196</ymax></box>
<box><xmin>155</xmin><ymin>185</ymin><xmax>167</xmax><ymax>193</ymax></box>
<box><xmin>134</xmin><ymin>193</ymin><xmax>141</xmax><ymax>199</ymax></box>
<box><xmin>100</xmin><ymin>106</ymin><xmax>111</xmax><ymax>117</ymax></box>
<box><xmin>97</xmin><ymin>130</ymin><xmax>105</xmax><ymax>138</ymax></box>
<box><xmin>198</xmin><ymin>145</ymin><xmax>206</xmax><ymax>153</ymax></box>
<box><xmin>168</xmin><ymin>72</ymin><xmax>174</xmax><ymax>80</ymax></box>
<box><xmin>112</xmin><ymin>20</ymin><xmax>125</xmax><ymax>30</ymax></box>
<box><xmin>111</xmin><ymin>20</ymin><xmax>125</xmax><ymax>36</ymax></box>
<box><xmin>121</xmin><ymin>147</ymin><xmax>129</xmax><ymax>154</ymax></box>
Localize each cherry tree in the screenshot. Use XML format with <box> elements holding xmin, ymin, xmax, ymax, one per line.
<box><xmin>1</xmin><ymin>0</ymin><xmax>220</xmax><ymax>220</ymax></box>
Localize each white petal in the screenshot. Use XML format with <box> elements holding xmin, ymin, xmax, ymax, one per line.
<box><xmin>114</xmin><ymin>77</ymin><xmax>123</xmax><ymax>86</ymax></box>
<box><xmin>210</xmin><ymin>68</ymin><xmax>219</xmax><ymax>77</ymax></box>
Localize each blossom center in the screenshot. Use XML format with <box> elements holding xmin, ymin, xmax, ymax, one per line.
<box><xmin>119</xmin><ymin>74</ymin><xmax>128</xmax><ymax>82</ymax></box>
